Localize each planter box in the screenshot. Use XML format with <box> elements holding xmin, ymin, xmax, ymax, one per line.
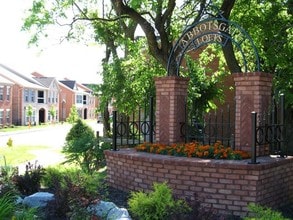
<box><xmin>105</xmin><ymin>149</ymin><xmax>293</xmax><ymax>217</ymax></box>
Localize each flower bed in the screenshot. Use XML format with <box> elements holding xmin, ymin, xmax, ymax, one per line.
<box><xmin>135</xmin><ymin>141</ymin><xmax>250</xmax><ymax>160</ymax></box>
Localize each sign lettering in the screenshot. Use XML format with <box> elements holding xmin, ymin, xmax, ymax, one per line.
<box><xmin>179</xmin><ymin>21</ymin><xmax>232</xmax><ymax>49</ymax></box>
<box><xmin>167</xmin><ymin>15</ymin><xmax>261</xmax><ymax>75</ymax></box>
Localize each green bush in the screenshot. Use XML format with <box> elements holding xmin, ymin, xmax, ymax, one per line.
<box><xmin>13</xmin><ymin>161</ymin><xmax>45</xmax><ymax>196</ymax></box>
<box><xmin>0</xmin><ymin>156</ymin><xmax>18</xmax><ymax>197</ymax></box>
<box><xmin>128</xmin><ymin>182</ymin><xmax>191</xmax><ymax>220</ymax></box>
<box><xmin>13</xmin><ymin>206</ymin><xmax>38</xmax><ymax>220</ymax></box>
<box><xmin>62</xmin><ymin>119</ymin><xmax>111</xmax><ymax>174</ymax></box>
<box><xmin>0</xmin><ymin>192</ymin><xmax>16</xmax><ymax>219</ymax></box>
<box><xmin>42</xmin><ymin>166</ymin><xmax>107</xmax><ymax>219</ymax></box>
<box><xmin>245</xmin><ymin>203</ymin><xmax>289</xmax><ymax>220</ymax></box>
<box><xmin>66</xmin><ymin>105</ymin><xmax>80</xmax><ymax>124</ymax></box>
<box><xmin>41</xmin><ymin>166</ymin><xmax>66</xmax><ymax>190</ymax></box>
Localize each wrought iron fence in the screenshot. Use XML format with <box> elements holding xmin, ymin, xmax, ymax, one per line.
<box><xmin>181</xmin><ymin>105</ymin><xmax>235</xmax><ymax>148</ymax></box>
<box><xmin>112</xmin><ymin>97</ymin><xmax>155</xmax><ymax>150</ymax></box>
<box><xmin>251</xmin><ymin>94</ymin><xmax>286</xmax><ymax>163</ymax></box>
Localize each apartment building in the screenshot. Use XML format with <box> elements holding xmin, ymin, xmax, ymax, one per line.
<box><xmin>0</xmin><ymin>74</ymin><xmax>14</xmax><ymax>126</ymax></box>
<box><xmin>0</xmin><ymin>64</ymin><xmax>98</xmax><ymax>125</ymax></box>
<box><xmin>0</xmin><ymin>64</ymin><xmax>56</xmax><ymax>125</ymax></box>
<box><xmin>32</xmin><ymin>72</ymin><xmax>60</xmax><ymax>123</ymax></box>
<box><xmin>59</xmin><ymin>79</ymin><xmax>97</xmax><ymax>121</ymax></box>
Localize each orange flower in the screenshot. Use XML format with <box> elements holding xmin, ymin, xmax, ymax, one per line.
<box><xmin>135</xmin><ymin>141</ymin><xmax>250</xmax><ymax>160</ymax></box>
<box><xmin>196</xmin><ymin>151</ymin><xmax>203</xmax><ymax>157</ymax></box>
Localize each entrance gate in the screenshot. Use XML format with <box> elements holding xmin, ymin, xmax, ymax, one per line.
<box><xmin>167</xmin><ymin>15</ymin><xmax>260</xmax><ymax>76</ymax></box>
<box><xmin>155</xmin><ymin>4</ymin><xmax>273</xmax><ymax>152</ymax></box>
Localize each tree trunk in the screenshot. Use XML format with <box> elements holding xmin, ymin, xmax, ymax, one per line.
<box><xmin>103</xmin><ymin>103</ymin><xmax>111</xmax><ymax>137</ymax></box>
<box><xmin>220</xmin><ymin>0</ymin><xmax>242</xmax><ymax>73</ymax></box>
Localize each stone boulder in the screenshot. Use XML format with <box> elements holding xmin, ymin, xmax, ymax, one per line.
<box><xmin>88</xmin><ymin>201</ymin><xmax>131</xmax><ymax>220</ymax></box>
<box><xmin>22</xmin><ymin>192</ymin><xmax>54</xmax><ymax>208</ymax></box>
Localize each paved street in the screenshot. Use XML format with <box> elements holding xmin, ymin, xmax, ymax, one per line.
<box><xmin>0</xmin><ymin>121</ymin><xmax>103</xmax><ymax>172</ymax></box>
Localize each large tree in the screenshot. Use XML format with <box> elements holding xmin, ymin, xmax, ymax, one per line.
<box><xmin>23</xmin><ymin>0</ymin><xmax>240</xmax><ymax>74</ymax></box>
<box><xmin>23</xmin><ymin>0</ymin><xmax>292</xmax><ymax>107</ymax></box>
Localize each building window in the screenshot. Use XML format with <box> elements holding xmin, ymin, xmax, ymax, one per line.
<box><xmin>6</xmin><ymin>86</ymin><xmax>10</xmax><ymax>101</ymax></box>
<box><xmin>24</xmin><ymin>89</ymin><xmax>29</xmax><ymax>102</ymax></box>
<box><xmin>0</xmin><ymin>110</ymin><xmax>3</xmax><ymax>125</ymax></box>
<box><xmin>38</xmin><ymin>91</ymin><xmax>45</xmax><ymax>103</ymax></box>
<box><xmin>56</xmin><ymin>110</ymin><xmax>58</xmax><ymax>121</ymax></box>
<box><xmin>6</xmin><ymin>109</ymin><xmax>10</xmax><ymax>124</ymax></box>
<box><xmin>55</xmin><ymin>93</ymin><xmax>58</xmax><ymax>103</ymax></box>
<box><xmin>0</xmin><ymin>86</ymin><xmax>4</xmax><ymax>101</ymax></box>
<box><xmin>83</xmin><ymin>95</ymin><xmax>87</xmax><ymax>104</ymax></box>
<box><xmin>30</xmin><ymin>90</ymin><xmax>35</xmax><ymax>103</ymax></box>
<box><xmin>48</xmin><ymin>91</ymin><xmax>52</xmax><ymax>103</ymax></box>
<box><xmin>76</xmin><ymin>95</ymin><xmax>83</xmax><ymax>104</ymax></box>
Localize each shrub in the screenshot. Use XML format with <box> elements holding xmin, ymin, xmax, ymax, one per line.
<box><xmin>0</xmin><ymin>156</ymin><xmax>18</xmax><ymax>196</ymax></box>
<box><xmin>128</xmin><ymin>182</ymin><xmax>191</xmax><ymax>220</ymax></box>
<box><xmin>42</xmin><ymin>167</ymin><xmax>107</xmax><ymax>219</ymax></box>
<box><xmin>13</xmin><ymin>161</ymin><xmax>45</xmax><ymax>196</ymax></box>
<box><xmin>135</xmin><ymin>141</ymin><xmax>250</xmax><ymax>160</ymax></box>
<box><xmin>66</xmin><ymin>105</ymin><xmax>80</xmax><ymax>124</ymax></box>
<box><xmin>0</xmin><ymin>192</ymin><xmax>16</xmax><ymax>219</ymax></box>
<box><xmin>245</xmin><ymin>203</ymin><xmax>289</xmax><ymax>220</ymax></box>
<box><xmin>62</xmin><ymin>119</ymin><xmax>111</xmax><ymax>174</ymax></box>
<box><xmin>41</xmin><ymin>166</ymin><xmax>65</xmax><ymax>190</ymax></box>
<box><xmin>0</xmin><ymin>160</ymin><xmax>40</xmax><ymax>220</ymax></box>
<box><xmin>13</xmin><ymin>206</ymin><xmax>39</xmax><ymax>220</ymax></box>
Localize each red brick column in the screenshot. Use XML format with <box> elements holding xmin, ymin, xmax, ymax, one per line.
<box><xmin>155</xmin><ymin>76</ymin><xmax>189</xmax><ymax>144</ymax></box>
<box><xmin>234</xmin><ymin>72</ymin><xmax>273</xmax><ymax>152</ymax></box>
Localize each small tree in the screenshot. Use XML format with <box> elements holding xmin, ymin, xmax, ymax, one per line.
<box><xmin>62</xmin><ymin>119</ymin><xmax>110</xmax><ymax>174</ymax></box>
<box><xmin>26</xmin><ymin>105</ymin><xmax>33</xmax><ymax>128</ymax></box>
<box><xmin>49</xmin><ymin>105</ymin><xmax>56</xmax><ymax>123</ymax></box>
<box><xmin>66</xmin><ymin>105</ymin><xmax>79</xmax><ymax>124</ymax></box>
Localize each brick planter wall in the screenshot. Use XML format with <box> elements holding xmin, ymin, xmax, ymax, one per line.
<box><xmin>105</xmin><ymin>149</ymin><xmax>293</xmax><ymax>217</ymax></box>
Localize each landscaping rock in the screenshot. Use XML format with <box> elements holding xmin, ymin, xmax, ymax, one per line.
<box><xmin>107</xmin><ymin>206</ymin><xmax>131</xmax><ymax>220</ymax></box>
<box><xmin>88</xmin><ymin>201</ymin><xmax>131</xmax><ymax>220</ymax></box>
<box><xmin>22</xmin><ymin>192</ymin><xmax>54</xmax><ymax>208</ymax></box>
<box><xmin>15</xmin><ymin>196</ymin><xmax>23</xmax><ymax>204</ymax></box>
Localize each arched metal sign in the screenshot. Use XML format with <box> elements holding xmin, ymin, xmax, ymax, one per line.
<box><xmin>167</xmin><ymin>14</ymin><xmax>260</xmax><ymax>76</ymax></box>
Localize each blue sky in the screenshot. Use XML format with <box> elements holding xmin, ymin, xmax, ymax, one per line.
<box><xmin>0</xmin><ymin>0</ymin><xmax>103</xmax><ymax>83</ymax></box>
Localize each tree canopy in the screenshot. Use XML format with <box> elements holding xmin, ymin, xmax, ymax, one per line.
<box><xmin>22</xmin><ymin>0</ymin><xmax>293</xmax><ymax>109</ymax></box>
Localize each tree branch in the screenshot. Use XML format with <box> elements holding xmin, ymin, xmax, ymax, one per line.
<box><xmin>111</xmin><ymin>0</ymin><xmax>166</xmax><ymax>67</ymax></box>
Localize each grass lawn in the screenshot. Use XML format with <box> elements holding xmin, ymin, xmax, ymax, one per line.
<box><xmin>0</xmin><ymin>124</ymin><xmax>51</xmax><ymax>133</ymax></box>
<box><xmin>0</xmin><ymin>145</ymin><xmax>53</xmax><ymax>166</ymax></box>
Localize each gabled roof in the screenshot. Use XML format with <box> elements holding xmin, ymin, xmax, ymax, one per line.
<box><xmin>76</xmin><ymin>82</ymin><xmax>93</xmax><ymax>94</ymax></box>
<box><xmin>59</xmin><ymin>80</ymin><xmax>76</xmax><ymax>90</ymax></box>
<box><xmin>34</xmin><ymin>77</ymin><xmax>56</xmax><ymax>88</ymax></box>
<box><xmin>0</xmin><ymin>74</ymin><xmax>14</xmax><ymax>85</ymax></box>
<box><xmin>0</xmin><ymin>63</ymin><xmax>46</xmax><ymax>90</ymax></box>
<box><xmin>59</xmin><ymin>80</ymin><xmax>93</xmax><ymax>95</ymax></box>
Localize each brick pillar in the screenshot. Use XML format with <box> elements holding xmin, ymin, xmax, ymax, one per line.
<box><xmin>155</xmin><ymin>76</ymin><xmax>189</xmax><ymax>145</ymax></box>
<box><xmin>234</xmin><ymin>72</ymin><xmax>273</xmax><ymax>152</ymax></box>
